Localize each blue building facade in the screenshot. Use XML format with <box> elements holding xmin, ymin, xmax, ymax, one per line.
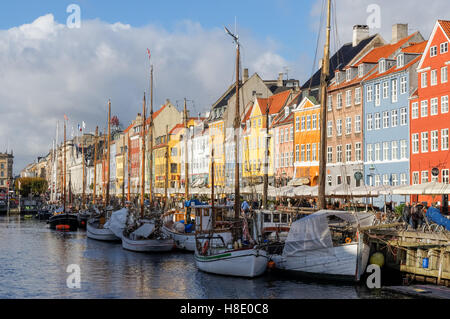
<box><xmin>363</xmin><ymin>53</ymin><xmax>420</xmax><ymax>207</ymax></box>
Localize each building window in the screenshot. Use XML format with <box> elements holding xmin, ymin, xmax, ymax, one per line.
<box><xmin>312</xmin><ymin>144</ymin><xmax>317</xmax><ymax>161</ymax></box>
<box><xmin>375</xmin><ymin>175</ymin><xmax>381</xmax><ymax>186</ymax></box>
<box><xmin>290</xmin><ymin>127</ymin><xmax>294</xmax><ymax>141</ymax></box>
<box><xmin>301</xmin><ymin>116</ymin><xmax>305</xmax><ymax>131</ymax></box>
<box><xmin>337</xmin><ymin>175</ymin><xmax>342</xmax><ymax>185</ymax></box>
<box><xmin>301</xmin><ymin>145</ymin><xmax>305</xmax><ymax>162</ymax></box>
<box><xmin>355</xmin><ymin>142</ymin><xmax>361</xmax><ymax>161</ymax></box>
<box><xmin>392</xmin><ymin>174</ymin><xmax>398</xmax><ymax>186</ymax></box>
<box><xmin>442</xmin><ymin>129</ymin><xmax>449</xmax><ymax>150</ymax></box>
<box><xmin>401</xmin><ymin>140</ymin><xmax>407</xmax><ymax>159</ymax></box>
<box><xmin>336</xmin><ymin>119</ymin><xmax>342</xmax><ymax>136</ymax></box>
<box><xmin>306</xmin><ymin>144</ymin><xmax>311</xmax><ymax>161</ymax></box>
<box><xmin>327</xmin><ymin>95</ymin><xmax>332</xmax><ymax>111</ymax></box>
<box><xmin>346</xmin><ymin>69</ymin><xmax>351</xmax><ymax>81</ymax></box>
<box><xmin>367</xmin><ymin>85</ymin><xmax>373</xmax><ymax>102</ymax></box>
<box><xmin>312</xmin><ymin>114</ymin><xmax>317</xmax><ymax>130</ymax></box>
<box><xmin>337</xmin><ymin>93</ymin><xmax>343</xmax><ymax>109</ymax></box>
<box><xmin>295</xmin><ymin>117</ymin><xmax>300</xmax><ymax>131</ymax></box>
<box><xmin>346</xmin><ymin>90</ymin><xmax>352</xmax><ymax>107</ymax></box>
<box><xmin>400</xmin><ymin>76</ymin><xmax>407</xmax><ymax>94</ymax></box>
<box><xmin>431</xmin><ymin>130</ymin><xmax>439</xmax><ymax>152</ymax></box>
<box><xmin>391</xmin><ymin>109</ymin><xmax>398</xmax><ymax>127</ymax></box>
<box><xmin>379</xmin><ymin>59</ymin><xmax>386</xmax><ymax>73</ymax></box>
<box><xmin>412</xmin><ymin>134</ymin><xmax>419</xmax><ymax>154</ymax></box>
<box><xmin>421</xmin><ymin>171</ymin><xmax>429</xmax><ymax>184</ymax></box>
<box><xmin>412</xmin><ymin>102</ymin><xmax>419</xmax><ymax>119</ymax></box>
<box><xmin>392</xmin><ymin>79</ymin><xmax>398</xmax><ymax>103</ymax></box>
<box><xmin>327</xmin><ymin>146</ymin><xmax>333</xmax><ymax>163</ymax></box>
<box><xmin>366</xmin><ymin>114</ymin><xmax>373</xmax><ymax>130</ymax></box>
<box><xmin>345</xmin><ymin>117</ymin><xmax>352</xmax><ymax>135</ymax></box>
<box><xmin>440</xmin><ymin>42</ymin><xmax>448</xmax><ymax>54</ymax></box>
<box><xmin>355</xmin><ymin>87</ymin><xmax>361</xmax><ymax>105</ymax></box>
<box><xmin>327</xmin><ymin>121</ymin><xmax>333</xmax><ymax>137</ymax></box>
<box><xmin>383</xmin><ymin>111</ymin><xmax>389</xmax><ymax>128</ymax></box>
<box><xmin>397</xmin><ymin>54</ymin><xmax>404</xmax><ymax>68</ymax></box>
<box><xmin>412</xmin><ymin>172</ymin><xmax>419</xmax><ymax>185</ymax></box>
<box><xmin>442</xmin><ymin>96</ymin><xmax>449</xmax><ymax>113</ymax></box>
<box><xmin>375</xmin><ymin>143</ymin><xmax>380</xmax><ymax>161</ymax></box>
<box><xmin>421</xmin><ymin>72</ymin><xmax>427</xmax><ymax>88</ymax></box>
<box><xmin>374</xmin><ymin>113</ymin><xmax>381</xmax><ymax>130</ymax></box>
<box><xmin>383</xmin><ymin>174</ymin><xmax>389</xmax><ymax>186</ymax></box>
<box><xmin>285</xmin><ymin>128</ymin><xmax>289</xmax><ymax>142</ymax></box>
<box><xmin>383</xmin><ymin>81</ymin><xmax>389</xmax><ymax>99</ymax></box>
<box><xmin>383</xmin><ymin>142</ymin><xmax>389</xmax><ymax>161</ymax></box>
<box><xmin>327</xmin><ymin>175</ymin><xmax>332</xmax><ymax>186</ymax></box>
<box><xmin>443</xmin><ymin>169</ymin><xmax>449</xmax><ymax>184</ymax></box>
<box><xmin>431</xmin><ymin>70</ymin><xmax>438</xmax><ymax>86</ymax></box>
<box><xmin>431</xmin><ymin>98</ymin><xmax>438</xmax><ymax>116</ymax></box>
<box><xmin>358</xmin><ymin>65</ymin><xmax>364</xmax><ymax>77</ymax></box>
<box><xmin>421</xmin><ymin>132</ymin><xmax>429</xmax><ymax>153</ymax></box>
<box><xmin>430</xmin><ymin>46</ymin><xmax>437</xmax><ymax>57</ymax></box>
<box><xmin>355</xmin><ymin>115</ymin><xmax>361</xmax><ymax>133</ymax></box>
<box><xmin>295</xmin><ymin>144</ymin><xmax>299</xmax><ymax>162</ymax></box>
<box><xmin>345</xmin><ymin>144</ymin><xmax>352</xmax><ymax>162</ymax></box>
<box><xmin>336</xmin><ymin>145</ymin><xmax>343</xmax><ymax>163</ymax></box>
<box><xmin>400</xmin><ymin>107</ymin><xmax>407</xmax><ymax>125</ymax></box>
<box><xmin>400</xmin><ymin>173</ymin><xmax>407</xmax><ymax>185</ymax></box>
<box><xmin>421</xmin><ymin>100</ymin><xmax>428</xmax><ymax>117</ymax></box>
<box><xmin>367</xmin><ymin>144</ymin><xmax>373</xmax><ymax>162</ymax></box>
<box><xmin>375</xmin><ymin>83</ymin><xmax>381</xmax><ymax>106</ymax></box>
<box><xmin>392</xmin><ymin>141</ymin><xmax>398</xmax><ymax>160</ymax></box>
<box><xmin>442</xmin><ymin>66</ymin><xmax>448</xmax><ymax>83</ymax></box>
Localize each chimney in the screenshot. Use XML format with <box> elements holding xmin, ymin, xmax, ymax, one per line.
<box><xmin>277</xmin><ymin>72</ymin><xmax>284</xmax><ymax>87</ymax></box>
<box><xmin>243</xmin><ymin>68</ymin><xmax>249</xmax><ymax>83</ymax></box>
<box><xmin>392</xmin><ymin>23</ymin><xmax>408</xmax><ymax>44</ymax></box>
<box><xmin>352</xmin><ymin>25</ymin><xmax>369</xmax><ymax>47</ymax></box>
<box><xmin>165</xmin><ymin>98</ymin><xmax>170</xmax><ymax>105</ymax></box>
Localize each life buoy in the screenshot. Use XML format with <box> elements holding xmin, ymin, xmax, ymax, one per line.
<box><xmin>201</xmin><ymin>240</ymin><xmax>209</xmax><ymax>255</ymax></box>
<box><xmin>345</xmin><ymin>237</ymin><xmax>352</xmax><ymax>244</ymax></box>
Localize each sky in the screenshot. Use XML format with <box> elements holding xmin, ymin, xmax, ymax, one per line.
<box><xmin>0</xmin><ymin>0</ymin><xmax>449</xmax><ymax>174</ymax></box>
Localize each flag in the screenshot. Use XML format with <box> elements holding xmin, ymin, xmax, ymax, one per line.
<box><xmin>78</xmin><ymin>124</ymin><xmax>82</xmax><ymax>132</ymax></box>
<box><xmin>147</xmin><ymin>48</ymin><xmax>151</xmax><ymax>60</ymax></box>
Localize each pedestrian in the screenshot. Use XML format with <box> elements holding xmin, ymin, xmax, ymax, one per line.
<box><xmin>402</xmin><ymin>202</ymin><xmax>411</xmax><ymax>224</ymax></box>
<box><xmin>241</xmin><ymin>200</ymin><xmax>250</xmax><ymax>215</ymax></box>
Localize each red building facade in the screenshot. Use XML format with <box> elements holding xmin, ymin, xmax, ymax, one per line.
<box><xmin>410</xmin><ymin>20</ymin><xmax>450</xmax><ymax>204</ymax></box>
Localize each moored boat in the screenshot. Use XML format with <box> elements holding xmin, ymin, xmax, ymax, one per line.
<box><xmin>48</xmin><ymin>208</ymin><xmax>79</xmax><ymax>231</ymax></box>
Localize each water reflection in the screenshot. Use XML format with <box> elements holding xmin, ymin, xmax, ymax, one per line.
<box><xmin>0</xmin><ymin>216</ymin><xmax>409</xmax><ymax>299</ymax></box>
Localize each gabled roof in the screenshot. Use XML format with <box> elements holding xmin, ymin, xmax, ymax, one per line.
<box><xmin>438</xmin><ymin>20</ymin><xmax>450</xmax><ymax>38</ymax></box>
<box><xmin>364</xmin><ymin>55</ymin><xmax>421</xmax><ymax>82</ymax></box>
<box><xmin>417</xmin><ymin>20</ymin><xmax>450</xmax><ymax>70</ymax></box>
<box><xmin>301</xmin><ymin>35</ymin><xmax>377</xmax><ymax>90</ymax></box>
<box><xmin>402</xmin><ymin>41</ymin><xmax>427</xmax><ymax>53</ymax></box>
<box><xmin>255</xmin><ymin>90</ymin><xmax>291</xmax><ymax>116</ymax></box>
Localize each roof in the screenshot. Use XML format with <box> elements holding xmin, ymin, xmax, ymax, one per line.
<box><xmin>169</xmin><ymin>124</ymin><xmax>184</xmax><ymax>135</ymax></box>
<box><xmin>364</xmin><ymin>55</ymin><xmax>421</xmax><ymax>82</ymax></box>
<box><xmin>301</xmin><ymin>35</ymin><xmax>377</xmax><ymax>90</ymax></box>
<box><xmin>402</xmin><ymin>41</ymin><xmax>427</xmax><ymax>53</ymax></box>
<box><xmin>256</xmin><ymin>90</ymin><xmax>291</xmax><ymax>116</ymax></box>
<box><xmin>438</xmin><ymin>20</ymin><xmax>450</xmax><ymax>38</ymax></box>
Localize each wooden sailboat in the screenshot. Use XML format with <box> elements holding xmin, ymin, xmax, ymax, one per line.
<box><xmin>193</xmin><ymin>26</ymin><xmax>268</xmax><ymax>278</ymax></box>
<box><xmin>49</xmin><ymin>116</ymin><xmax>78</xmax><ymax>231</ymax></box>
<box><xmin>162</xmin><ymin>98</ymin><xmax>197</xmax><ymax>252</ymax></box>
<box><xmin>268</xmin><ymin>0</ymin><xmax>374</xmax><ymax>282</ymax></box>
<box><xmin>87</xmin><ymin>102</ymin><xmax>122</xmax><ymax>241</ymax></box>
<box><xmin>122</xmin><ymin>65</ymin><xmax>174</xmax><ymax>252</ymax></box>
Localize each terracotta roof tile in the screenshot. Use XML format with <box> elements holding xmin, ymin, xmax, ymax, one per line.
<box><xmin>402</xmin><ymin>41</ymin><xmax>427</xmax><ymax>53</ymax></box>
<box><xmin>364</xmin><ymin>55</ymin><xmax>421</xmax><ymax>82</ymax></box>
<box><xmin>438</xmin><ymin>20</ymin><xmax>450</xmax><ymax>38</ymax></box>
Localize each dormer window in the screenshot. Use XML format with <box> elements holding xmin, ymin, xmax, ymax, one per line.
<box><xmin>358</xmin><ymin>65</ymin><xmax>364</xmax><ymax>78</ymax></box>
<box><xmin>397</xmin><ymin>54</ymin><xmax>404</xmax><ymax>68</ymax></box>
<box><xmin>346</xmin><ymin>69</ymin><xmax>351</xmax><ymax>82</ymax></box>
<box><xmin>335</xmin><ymin>71</ymin><xmax>341</xmax><ymax>85</ymax></box>
<box><xmin>284</xmin><ymin>106</ymin><xmax>290</xmax><ymax>117</ymax></box>
<box><xmin>379</xmin><ymin>59</ymin><xmax>386</xmax><ymax>73</ymax></box>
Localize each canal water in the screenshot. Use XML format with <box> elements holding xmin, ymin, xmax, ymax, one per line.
<box><xmin>0</xmin><ymin>215</ymin><xmax>410</xmax><ymax>299</ymax></box>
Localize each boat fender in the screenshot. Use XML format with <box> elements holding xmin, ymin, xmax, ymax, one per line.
<box><xmin>201</xmin><ymin>240</ymin><xmax>209</xmax><ymax>255</ymax></box>
<box><xmin>345</xmin><ymin>237</ymin><xmax>352</xmax><ymax>244</ymax></box>
<box><xmin>267</xmin><ymin>261</ymin><xmax>276</xmax><ymax>269</ymax></box>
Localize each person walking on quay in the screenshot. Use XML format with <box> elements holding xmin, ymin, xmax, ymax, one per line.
<box><xmin>402</xmin><ymin>202</ymin><xmax>412</xmax><ymax>224</ymax></box>
<box><xmin>241</xmin><ymin>199</ymin><xmax>250</xmax><ymax>215</ymax></box>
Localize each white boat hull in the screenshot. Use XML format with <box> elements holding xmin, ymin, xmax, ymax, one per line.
<box><xmin>86</xmin><ymin>223</ymin><xmax>120</xmax><ymax>241</ymax></box>
<box><xmin>162</xmin><ymin>225</ymin><xmax>196</xmax><ymax>252</ymax></box>
<box><xmin>122</xmin><ymin>235</ymin><xmax>175</xmax><ymax>252</ymax></box>
<box><xmin>270</xmin><ymin>243</ymin><xmax>371</xmax><ymax>281</ymax></box>
<box><xmin>194</xmin><ymin>248</ymin><xmax>268</xmax><ymax>278</ymax></box>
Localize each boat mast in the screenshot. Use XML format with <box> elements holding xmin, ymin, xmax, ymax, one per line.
<box><xmin>63</xmin><ymin>120</ymin><xmax>66</xmax><ymax>213</ymax></box>
<box><xmin>82</xmin><ymin>130</ymin><xmax>85</xmax><ymax>209</ymax></box>
<box><xmin>106</xmin><ymin>100</ymin><xmax>111</xmax><ymax>207</ymax></box>
<box><xmin>184</xmin><ymin>98</ymin><xmax>189</xmax><ymax>220</ymax></box>
<box><xmin>263</xmin><ymin>100</ymin><xmax>270</xmax><ymax>209</ymax></box>
<box><xmin>141</xmin><ymin>93</ymin><xmax>146</xmax><ymax>218</ymax></box>
<box><xmin>102</xmin><ymin>128</ymin><xmax>106</xmax><ymax>205</ymax></box>
<box><xmin>127</xmin><ymin>133</ymin><xmax>131</xmax><ymax>202</ymax></box>
<box><xmin>122</xmin><ymin>133</ymin><xmax>126</xmax><ymax>206</ymax></box>
<box><xmin>211</xmin><ymin>137</ymin><xmax>215</xmax><ymax>209</ymax></box>
<box><xmin>164</xmin><ymin>125</ymin><xmax>169</xmax><ymax>210</ymax></box>
<box><xmin>54</xmin><ymin>121</ymin><xmax>59</xmax><ymax>203</ymax></box>
<box><xmin>318</xmin><ymin>0</ymin><xmax>331</xmax><ymax>210</ymax></box>
<box><xmin>93</xmin><ymin>126</ymin><xmax>98</xmax><ymax>205</ymax></box>
<box><xmin>149</xmin><ymin>65</ymin><xmax>154</xmax><ymax>206</ymax></box>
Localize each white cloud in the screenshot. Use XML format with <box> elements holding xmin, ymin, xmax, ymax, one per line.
<box><xmin>1</xmin><ymin>14</ymin><xmax>292</xmax><ymax>174</ymax></box>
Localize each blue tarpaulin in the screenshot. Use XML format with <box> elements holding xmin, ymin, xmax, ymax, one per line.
<box><xmin>426</xmin><ymin>207</ymin><xmax>450</xmax><ymax>231</ymax></box>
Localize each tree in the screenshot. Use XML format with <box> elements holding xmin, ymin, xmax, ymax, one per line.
<box><xmin>15</xmin><ymin>177</ymin><xmax>48</xmax><ymax>197</ymax></box>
